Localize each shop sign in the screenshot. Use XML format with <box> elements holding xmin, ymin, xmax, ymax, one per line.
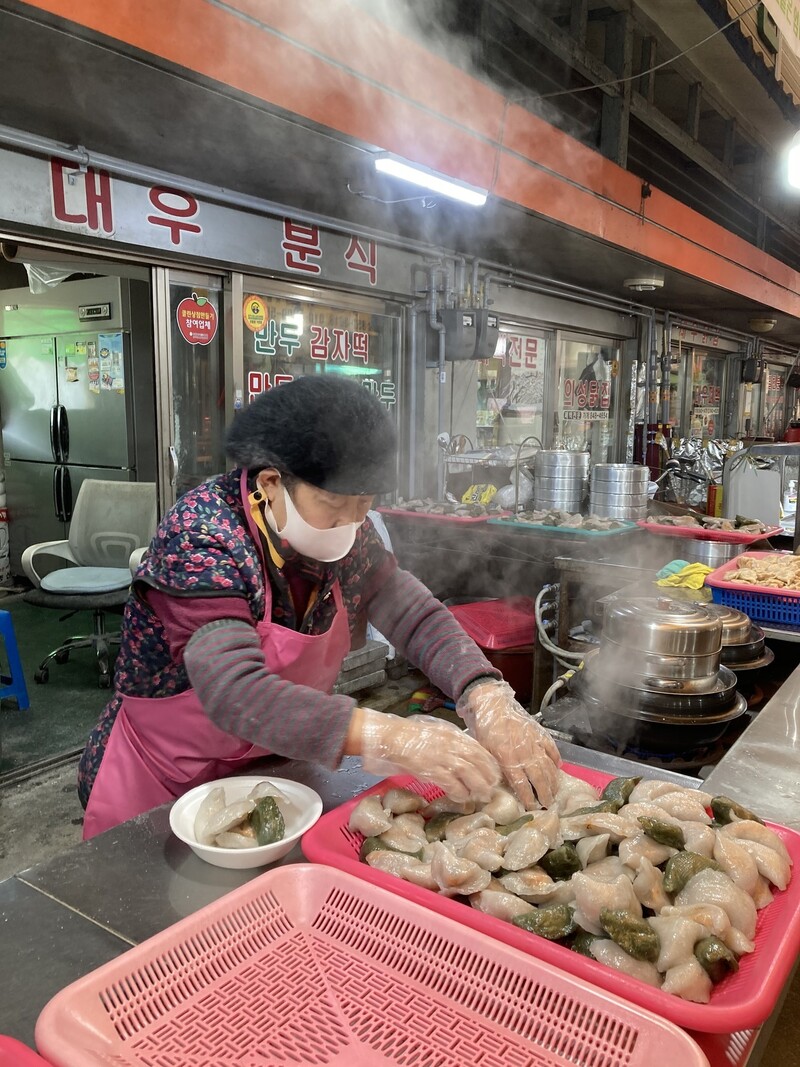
<box><xmin>562</xmin><ymin>378</ymin><xmax>610</xmax><ymax>421</ymax></box>
<box><xmin>176</xmin><ymin>292</ymin><xmax>218</xmax><ymax>345</ymax></box>
<box><xmin>495</xmin><ymin>333</ymin><xmax>540</xmax><ymax>369</ymax></box>
<box><xmin>692</xmin><ymin>384</ymin><xmax>721</xmax><ymax>409</ymax></box>
<box><xmin>246</xmin><ymin>370</ymin><xmax>396</xmax><ymax>408</ymax></box>
<box><xmin>762</xmin><ymin>0</ymin><xmax>800</xmax><ymax>60</ymax></box>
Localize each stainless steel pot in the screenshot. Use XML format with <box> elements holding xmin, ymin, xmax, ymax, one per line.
<box><xmin>535</xmin><ymin>451</ymin><xmax>590</xmax><ymax>472</ymax></box>
<box><xmin>535</xmin><ymin>475</ymin><xmax>587</xmax><ymax>490</ymax></box>
<box><xmin>590</xmin><ymin>502</ymin><xmax>648</xmax><ymax>520</ymax></box>
<box><xmin>591</xmin><ymin>463</ymin><xmax>649</xmax><ymax>486</ymax></box>
<box><xmin>602</xmin><ymin>597</ymin><xmax>723</xmax><ymax>656</ymax></box>
<box><xmin>600</xmin><ymin>637</ymin><xmax>720</xmax><ymax>685</ymax></box>
<box><xmin>590</xmin><ymin>490</ymin><xmax>648</xmax><ymax>505</ymax></box>
<box><xmin>681</xmin><ymin>540</ymin><xmax>744</xmax><ymax>568</ymax></box>
<box><xmin>705</xmin><ymin>604</ymin><xmax>752</xmax><ymax>644</ymax></box>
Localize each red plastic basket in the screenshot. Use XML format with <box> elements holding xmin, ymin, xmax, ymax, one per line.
<box><xmin>448</xmin><ymin>596</ymin><xmax>536</xmax><ymax>649</ymax></box>
<box><xmin>34</xmin><ymin>864</ymin><xmax>709</xmax><ymax>1067</ymax></box>
<box><xmin>705</xmin><ymin>551</ymin><xmax>800</xmax><ymax>625</ymax></box>
<box><xmin>637</xmin><ymin>521</ymin><xmax>783</xmax><ymax>544</ymax></box>
<box><xmin>301</xmin><ymin>764</ymin><xmax>800</xmax><ymax>1034</ymax></box>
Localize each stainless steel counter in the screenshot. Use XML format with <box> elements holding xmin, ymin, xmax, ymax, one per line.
<box><xmin>705</xmin><ymin>658</ymin><xmax>800</xmax><ymax>828</ymax></box>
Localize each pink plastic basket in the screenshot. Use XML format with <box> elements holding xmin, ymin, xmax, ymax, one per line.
<box><xmin>448</xmin><ymin>596</ymin><xmax>536</xmax><ymax>649</ymax></box>
<box><xmin>0</xmin><ymin>1037</ymin><xmax>51</xmax><ymax>1065</ymax></box>
<box><xmin>34</xmin><ymin>864</ymin><xmax>708</xmax><ymax>1067</ymax></box>
<box><xmin>301</xmin><ymin>764</ymin><xmax>800</xmax><ymax>1034</ymax></box>
<box><xmin>637</xmin><ymin>521</ymin><xmax>783</xmax><ymax>545</ymax></box>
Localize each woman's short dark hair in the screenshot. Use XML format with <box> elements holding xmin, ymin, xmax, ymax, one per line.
<box><xmin>226</xmin><ymin>374</ymin><xmax>397</xmax><ymax>495</ymax></box>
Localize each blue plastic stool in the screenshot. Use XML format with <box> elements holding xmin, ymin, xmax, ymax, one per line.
<box><xmin>0</xmin><ymin>610</ymin><xmax>29</xmax><ymax>710</ymax></box>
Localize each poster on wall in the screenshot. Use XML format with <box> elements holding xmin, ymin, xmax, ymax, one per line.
<box><xmin>98</xmin><ymin>332</ymin><xmax>125</xmax><ymax>394</ymax></box>
<box><xmin>175</xmin><ymin>292</ymin><xmax>218</xmax><ymax>346</ymax></box>
<box><xmin>87</xmin><ymin>339</ymin><xmax>100</xmax><ymax>395</ymax></box>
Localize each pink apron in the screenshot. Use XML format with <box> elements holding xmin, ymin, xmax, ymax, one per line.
<box><xmin>83</xmin><ymin>471</ymin><xmax>351</xmax><ymax>839</ymax></box>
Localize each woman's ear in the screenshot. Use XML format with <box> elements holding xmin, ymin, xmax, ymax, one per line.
<box><xmin>255</xmin><ymin>468</ymin><xmax>282</xmax><ymax>503</ymax></box>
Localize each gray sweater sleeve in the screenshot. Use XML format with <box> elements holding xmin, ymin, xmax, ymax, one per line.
<box><xmin>183</xmin><ymin>619</ymin><xmax>356</xmax><ymax>767</ymax></box>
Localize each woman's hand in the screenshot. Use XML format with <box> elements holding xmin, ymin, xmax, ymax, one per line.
<box><xmin>457</xmin><ymin>680</ymin><xmax>561</xmax><ymax>809</ymax></box>
<box><xmin>352</xmin><ymin>707</ymin><xmax>501</xmax><ymax>803</ymax></box>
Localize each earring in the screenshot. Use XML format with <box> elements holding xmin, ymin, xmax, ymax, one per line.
<box><xmin>253</xmin><ymin>489</ymin><xmax>263</xmax><ymax>502</ymax></box>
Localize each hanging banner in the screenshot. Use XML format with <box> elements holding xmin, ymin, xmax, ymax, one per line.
<box><xmin>761</xmin><ymin>1</ymin><xmax>800</xmax><ymax>60</ymax></box>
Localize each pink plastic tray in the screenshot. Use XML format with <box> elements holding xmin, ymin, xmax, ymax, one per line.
<box><xmin>705</xmin><ymin>551</ymin><xmax>800</xmax><ymax>598</ymax></box>
<box><xmin>0</xmin><ymin>1037</ymin><xmax>50</xmax><ymax>1065</ymax></box>
<box><xmin>34</xmin><ymin>864</ymin><xmax>708</xmax><ymax>1067</ymax></box>
<box><xmin>302</xmin><ymin>764</ymin><xmax>800</xmax><ymax>1034</ymax></box>
<box><xmin>448</xmin><ymin>596</ymin><xmax>535</xmax><ymax>649</ymax></box>
<box><xmin>637</xmin><ymin>521</ymin><xmax>783</xmax><ymax>544</ymax></box>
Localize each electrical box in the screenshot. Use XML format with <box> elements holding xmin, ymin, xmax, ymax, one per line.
<box><xmin>441</xmin><ymin>309</ymin><xmax>478</xmax><ymax>361</ymax></box>
<box><xmin>474</xmin><ymin>309</ymin><xmax>500</xmax><ymax>360</ymax></box>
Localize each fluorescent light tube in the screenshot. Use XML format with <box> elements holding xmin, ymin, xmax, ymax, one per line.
<box><xmin>789</xmin><ymin>131</ymin><xmax>800</xmax><ymax>189</ymax></box>
<box><xmin>374</xmin><ymin>154</ymin><xmax>488</xmax><ymax>206</ymax></box>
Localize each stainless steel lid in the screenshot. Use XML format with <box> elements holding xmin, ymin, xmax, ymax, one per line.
<box><xmin>590</xmin><ymin>463</ymin><xmax>649</xmax><ymax>485</ymax></box>
<box><xmin>602</xmin><ymin>597</ymin><xmax>723</xmax><ymax>656</ymax></box>
<box><xmin>704</xmin><ymin>604</ymin><xmax>752</xmax><ymax>644</ymax></box>
<box><xmin>535</xmin><ymin>451</ymin><xmax>590</xmax><ymax>470</ymax></box>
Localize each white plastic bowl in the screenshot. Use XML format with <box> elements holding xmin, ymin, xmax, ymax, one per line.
<box><xmin>169</xmin><ymin>775</ymin><xmax>323</xmax><ymax>869</ymax></box>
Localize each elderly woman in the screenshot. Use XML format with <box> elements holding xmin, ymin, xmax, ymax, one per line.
<box><xmin>78</xmin><ymin>376</ymin><xmax>559</xmax><ymax>837</ymax></box>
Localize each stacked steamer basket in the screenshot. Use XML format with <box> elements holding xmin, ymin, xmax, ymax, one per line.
<box><xmin>590</xmin><ymin>463</ymin><xmax>649</xmax><ymax>521</ymax></box>
<box><xmin>706</xmin><ymin>603</ymin><xmax>774</xmax><ymax>672</ymax></box>
<box><xmin>533</xmin><ymin>450</ymin><xmax>590</xmax><ymax>513</ymax></box>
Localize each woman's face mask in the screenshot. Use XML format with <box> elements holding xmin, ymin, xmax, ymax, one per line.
<box><xmin>263</xmin><ymin>481</ymin><xmax>365</xmax><ymax>562</ymax></box>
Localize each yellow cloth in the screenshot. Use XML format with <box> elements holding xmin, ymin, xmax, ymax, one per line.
<box><xmin>656</xmin><ymin>563</ymin><xmax>712</xmax><ymax>590</ymax></box>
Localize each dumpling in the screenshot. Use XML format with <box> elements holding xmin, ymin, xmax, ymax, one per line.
<box><xmin>618</xmin><ymin>832</ymin><xmax>677</xmax><ymax>869</ymax></box>
<box><xmin>481</xmin><ymin>785</ymin><xmax>525</xmax><ymax>824</ymax></box>
<box><xmin>576</xmin><ymin>833</ymin><xmax>610</xmax><ymax>868</ymax></box>
<box><xmin>554</xmin><ymin>771</ymin><xmax>599</xmax><ymax>814</ymax></box>
<box><xmin>194</xmin><ymin>786</ymin><xmax>226</xmax><ymax>844</ymax></box>
<box><xmin>429</xmin><ymin>841</ymin><xmax>491</xmax><ymax>895</ymax></box>
<box><xmin>499</xmin><ymin>868</ymin><xmax>576</xmax><ymax>904</ymax></box>
<box><xmin>722</xmin><ymin>837</ymin><xmax>791</xmax><ymax>891</ymax></box>
<box><xmin>632</xmin><ymin>858</ymin><xmax>670</xmax><ymax>913</ymax></box>
<box><xmin>713</xmin><ymin>835</ymin><xmax>760</xmax><ymax>897</ymax></box>
<box><xmin>382</xmin><ymin>788</ymin><xmax>426</xmax><ymax>815</ymax></box>
<box><xmin>584</xmin><ymin>856</ymin><xmax>635</xmax><ymax>883</ymax></box>
<box><xmin>455</xmin><ymin>828</ymin><xmax>505</xmax><ymax>871</ymax></box>
<box><xmin>502</xmin><ymin>824</ymin><xmax>550</xmax><ymax>871</ymax></box>
<box><xmin>470</xmin><ymin>889</ymin><xmax>535</xmax><ymax>921</ymax></box>
<box><xmin>444</xmin><ymin>812</ymin><xmax>494</xmax><ymax>841</ymax></box>
<box><xmin>661</xmin><ymin>957</ymin><xmax>713</xmax><ymax>1003</ymax></box>
<box><xmin>421</xmin><ymin>795</ymin><xmax>475</xmax><ymax>818</ymax></box>
<box><xmin>560</xmin><ymin>813</ymin><xmax>632</xmax><ymax>843</ymax></box>
<box><xmin>589</xmin><ymin>939</ymin><xmax>662</xmax><ymax>987</ymax></box>
<box><xmin>682</xmin><ymin>822</ymin><xmax>717</xmax><ymax>859</ymax></box>
<box><xmin>528</xmin><ymin>809</ymin><xmax>562</xmax><ymax>850</ymax></box>
<box><xmin>752</xmin><ymin>876</ymin><xmax>775</xmax><ymax>910</ymax></box>
<box><xmin>719</xmin><ymin>821</ymin><xmax>792</xmax><ymax>867</ymax></box>
<box><xmin>648</xmin><ymin>792</ymin><xmax>712</xmax><ymax>824</ymax></box>
<box><xmin>629</xmin><ymin>780</ymin><xmax>713</xmax><ymax>807</ymax></box>
<box><xmin>648</xmin><ymin>915</ymin><xmax>708</xmax><ymax>972</ymax></box>
<box><xmin>675</xmin><ymin>868</ymin><xmax>757</xmax><ymax>941</ymax></box>
<box><xmin>379</xmin><ymin>814</ymin><xmax>427</xmax><ymax>854</ymax></box>
<box><xmin>572</xmin><ymin>872</ymin><xmax>642</xmax><ymax>935</ymax></box>
<box><xmin>365</xmin><ymin>851</ymin><xmax>438</xmax><ymax>890</ymax></box>
<box><xmin>348</xmin><ymin>795</ymin><xmax>392</xmax><ymax>836</ymax></box>
<box><xmin>660</xmin><ymin>903</ymin><xmax>754</xmax><ymax>956</ymax></box>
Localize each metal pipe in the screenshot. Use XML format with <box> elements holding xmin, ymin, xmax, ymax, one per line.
<box><xmin>428</xmin><ymin>264</ymin><xmax>447</xmax><ymax>498</ymax></box>
<box><xmin>480</xmin><ymin>273</ymin><xmax>648</xmax><ymax>322</ymax></box>
<box><xmin>454</xmin><ymin>256</ymin><xmax>467</xmax><ymax>308</ymax></box>
<box><xmin>471</xmin><ymin>258</ymin><xmax>480</xmax><ymax>306</ymax></box>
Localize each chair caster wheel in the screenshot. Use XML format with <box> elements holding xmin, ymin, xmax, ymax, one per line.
<box><xmin>55</xmin><ymin>650</ymin><xmax>70</xmax><ymax>664</ymax></box>
<box><xmin>34</xmin><ymin>668</ymin><xmax>49</xmax><ymax>684</ymax></box>
<box><xmin>98</xmin><ymin>673</ymin><xmax>111</xmax><ymax>689</ymax></box>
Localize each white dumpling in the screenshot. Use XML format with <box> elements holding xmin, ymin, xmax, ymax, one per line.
<box><xmin>576</xmin><ymin>833</ymin><xmax>610</xmax><ymax>868</ymax></box>
<box><xmin>444</xmin><ymin>812</ymin><xmax>494</xmax><ymax>841</ymax></box>
<box><xmin>528</xmin><ymin>809</ymin><xmax>563</xmax><ymax>850</ymax></box>
<box><xmin>752</xmin><ymin>876</ymin><xmax>775</xmax><ymax>910</ymax></box>
<box><xmin>682</xmin><ymin>822</ymin><xmax>717</xmax><ymax>859</ymax></box>
<box><xmin>572</xmin><ymin>872</ymin><xmax>642</xmax><ymax>935</ymax></box>
<box><xmin>429</xmin><ymin>841</ymin><xmax>491</xmax><ymax>895</ymax></box>
<box><xmin>248</xmin><ymin>780</ymin><xmax>290</xmax><ymax>804</ymax></box>
<box><xmin>661</xmin><ymin>957</ymin><xmax>713</xmax><ymax>1003</ymax></box>
<box><xmin>481</xmin><ymin>785</ymin><xmax>525</xmax><ymax>824</ymax></box>
<box><xmin>194</xmin><ymin>786</ymin><xmax>226</xmax><ymax>844</ymax></box>
<box><xmin>455</xmin><ymin>828</ymin><xmax>505</xmax><ymax>871</ymax></box>
<box><xmin>618</xmin><ymin>832</ymin><xmax>677</xmax><ymax>869</ymax></box>
<box><xmin>502</xmin><ymin>824</ymin><xmax>550</xmax><ymax>871</ymax></box>
<box><xmin>365</xmin><ymin>851</ymin><xmax>438</xmax><ymax>890</ymax></box>
<box><xmin>629</xmin><ymin>780</ymin><xmax>713</xmax><ymax>807</ymax></box>
<box><xmin>348</xmin><ymin>795</ymin><xmax>392</xmax><ymax>836</ymax></box>
<box><xmin>675</xmin><ymin>868</ymin><xmax>757</xmax><ymax>940</ymax></box>
<box><xmin>713</xmin><ymin>835</ymin><xmax>760</xmax><ymax>897</ymax></box>
<box><xmin>382</xmin><ymin>788</ymin><xmax>426</xmax><ymax>815</ymax></box>
<box><xmin>719</xmin><ymin>820</ymin><xmax>792</xmax><ymax>867</ymax></box>
<box><xmin>589</xmin><ymin>939</ymin><xmax>662</xmax><ymax>987</ymax></box>
<box><xmin>584</xmin><ymin>856</ymin><xmax>635</xmax><ymax>883</ymax></box>
<box><xmin>620</xmin><ymin>802</ymin><xmax>683</xmax><ymax>828</ymax></box>
<box><xmin>560</xmin><ymin>813</ymin><xmax>632</xmax><ymax>843</ymax></box>
<box><xmin>554</xmin><ymin>771</ymin><xmax>600</xmax><ymax>814</ymax></box>
<box><xmin>632</xmin><ymin>858</ymin><xmax>670</xmax><ymax>913</ymax></box>
<box><xmin>659</xmin><ymin>903</ymin><xmax>754</xmax><ymax>955</ymax></box>
<box><xmin>499</xmin><ymin>868</ymin><xmax>576</xmax><ymax>904</ymax></box>
<box><xmin>649</xmin><ymin>792</ymin><xmax>712</xmax><ymax>824</ymax></box>
<box><xmin>379</xmin><ymin>815</ymin><xmax>427</xmax><ymax>854</ymax></box>
<box><xmin>470</xmin><ymin>889</ymin><xmax>535</xmax><ymax>921</ymax></box>
<box><xmin>648</xmin><ymin>915</ymin><xmax>708</xmax><ymax>972</ymax></box>
<box><xmin>722</xmin><ymin>837</ymin><xmax>791</xmax><ymax>891</ymax></box>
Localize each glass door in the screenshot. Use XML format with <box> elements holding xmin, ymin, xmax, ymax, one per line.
<box><xmin>553</xmin><ymin>334</ymin><xmax>621</xmax><ymax>463</ymax></box>
<box><xmin>477</xmin><ymin>327</ymin><xmax>551</xmax><ymax>449</ymax></box>
<box><xmin>688</xmin><ymin>351</ymin><xmax>725</xmax><ymax>440</ymax></box>
<box><xmin>762</xmin><ymin>364</ymin><xmax>788</xmax><ymax>440</ymax></box>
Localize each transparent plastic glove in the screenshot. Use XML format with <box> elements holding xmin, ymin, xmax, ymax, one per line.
<box><xmin>458</xmin><ymin>680</ymin><xmax>561</xmax><ymax>810</ymax></box>
<box><xmin>359</xmin><ymin>708</ymin><xmax>501</xmax><ymax>804</ymax></box>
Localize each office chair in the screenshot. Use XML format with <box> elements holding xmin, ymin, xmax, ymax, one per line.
<box><xmin>21</xmin><ymin>479</ymin><xmax>158</xmax><ymax>688</ymax></box>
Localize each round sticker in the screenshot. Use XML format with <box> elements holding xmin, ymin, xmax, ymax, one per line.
<box><xmin>243</xmin><ymin>295</ymin><xmax>267</xmax><ymax>333</ymax></box>
<box><xmin>176</xmin><ymin>293</ymin><xmax>218</xmax><ymax>346</ymax></box>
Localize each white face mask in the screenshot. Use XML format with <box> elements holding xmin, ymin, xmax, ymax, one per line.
<box><xmin>264</xmin><ymin>483</ymin><xmax>360</xmax><ymax>562</ymax></box>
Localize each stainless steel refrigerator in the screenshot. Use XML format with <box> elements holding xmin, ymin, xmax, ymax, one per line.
<box><xmin>0</xmin><ymin>274</ymin><xmax>156</xmax><ymax>573</ymax></box>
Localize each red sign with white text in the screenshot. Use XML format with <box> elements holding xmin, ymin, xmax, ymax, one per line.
<box><xmin>176</xmin><ymin>293</ymin><xmax>218</xmax><ymax>346</ymax></box>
